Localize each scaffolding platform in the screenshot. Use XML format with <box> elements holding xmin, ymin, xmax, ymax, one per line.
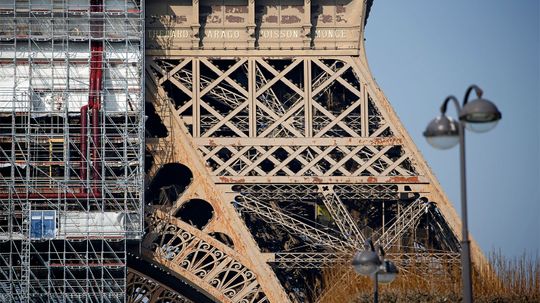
<box><xmin>0</xmin><ymin>0</ymin><xmax>144</xmax><ymax>301</ymax></box>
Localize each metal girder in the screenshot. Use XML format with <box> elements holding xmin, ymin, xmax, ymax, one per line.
<box><xmin>231</xmin><ymin>184</ymin><xmax>402</xmax><ymax>202</ymax></box>
<box><xmin>318</xmin><ymin>186</ymin><xmax>365</xmax><ymax>246</ymax></box>
<box><xmin>375</xmin><ymin>198</ymin><xmax>432</xmax><ymax>250</ymax></box>
<box><xmin>194</xmin><ymin>137</ymin><xmax>403</xmax><ymax>146</ymax></box>
<box><xmin>234</xmin><ymin>196</ymin><xmax>352</xmax><ymax>252</ymax></box>
<box><xmin>213</xmin><ymin>176</ymin><xmax>428</xmax><ymax>184</ymax></box>
<box><xmin>266</xmin><ymin>252</ymin><xmax>461</xmax><ymax>270</ymax></box>
<box><xmin>267</xmin><ymin>252</ymin><xmax>344</xmax><ymax>269</ymax></box>
<box><xmin>171</xmin><ymin>62</ymin><xmax>247</xmax><ymax>109</ymax></box>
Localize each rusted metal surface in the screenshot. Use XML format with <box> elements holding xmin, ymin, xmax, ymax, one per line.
<box><xmin>142</xmin><ymin>0</ymin><xmax>487</xmax><ymax>302</ymax></box>
<box><xmin>142</xmin><ymin>210</ymin><xmax>273</xmax><ymax>303</ymax></box>
<box><xmin>144</xmin><ymin>79</ymin><xmax>291</xmax><ymax>302</ymax></box>
<box><xmin>127</xmin><ymin>269</ymin><xmax>194</xmax><ymax>303</ymax></box>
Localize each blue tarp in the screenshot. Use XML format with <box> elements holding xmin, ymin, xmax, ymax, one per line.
<box><xmin>30</xmin><ymin>210</ymin><xmax>56</xmax><ymax>240</ymax></box>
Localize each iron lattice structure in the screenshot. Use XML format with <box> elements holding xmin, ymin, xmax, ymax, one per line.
<box><xmin>138</xmin><ymin>1</ymin><xmax>486</xmax><ymax>302</ymax></box>
<box><xmin>0</xmin><ymin>0</ymin><xmax>144</xmax><ymax>302</ymax></box>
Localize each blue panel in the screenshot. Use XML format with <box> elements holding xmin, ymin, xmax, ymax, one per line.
<box><xmin>30</xmin><ymin>214</ymin><xmax>42</xmax><ymax>239</ymax></box>
<box><xmin>42</xmin><ymin>211</ymin><xmax>56</xmax><ymax>239</ymax></box>
<box><xmin>30</xmin><ymin>211</ymin><xmax>56</xmax><ymax>240</ymax></box>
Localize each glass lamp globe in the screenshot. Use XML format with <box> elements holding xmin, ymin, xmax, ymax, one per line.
<box><xmin>464</xmin><ymin>120</ymin><xmax>499</xmax><ymax>133</ymax></box>
<box><xmin>460</xmin><ymin>97</ymin><xmax>502</xmax><ymax>133</ymax></box>
<box><xmin>377</xmin><ymin>260</ymin><xmax>398</xmax><ymax>284</ymax></box>
<box><xmin>426</xmin><ymin>136</ymin><xmax>459</xmax><ymax>150</ymax></box>
<box><xmin>352</xmin><ymin>250</ymin><xmax>381</xmax><ymax>276</ymax></box>
<box><xmin>423</xmin><ymin>115</ymin><xmax>460</xmax><ymax>150</ymax></box>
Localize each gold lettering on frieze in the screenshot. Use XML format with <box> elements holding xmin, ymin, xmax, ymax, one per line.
<box><xmin>147</xmin><ymin>28</ymin><xmax>355</xmax><ymax>41</ymax></box>
<box><xmin>204</xmin><ymin>30</ymin><xmax>241</xmax><ymax>39</ymax></box>
<box><xmin>259</xmin><ymin>29</ymin><xmax>302</xmax><ymax>39</ymax></box>
<box><xmin>148</xmin><ymin>29</ymin><xmax>191</xmax><ymax>39</ymax></box>
<box><xmin>314</xmin><ymin>29</ymin><xmax>348</xmax><ymax>39</ymax></box>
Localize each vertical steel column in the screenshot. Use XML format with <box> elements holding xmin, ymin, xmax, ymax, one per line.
<box><xmin>249</xmin><ymin>58</ymin><xmax>256</xmax><ymax>136</ymax></box>
<box><xmin>193</xmin><ymin>59</ymin><xmax>200</xmax><ymax>137</ymax></box>
<box><xmin>305</xmin><ymin>58</ymin><xmax>312</xmax><ymax>137</ymax></box>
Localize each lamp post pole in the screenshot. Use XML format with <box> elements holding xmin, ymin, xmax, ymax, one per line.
<box><xmin>458</xmin><ymin>111</ymin><xmax>473</xmax><ymax>303</ymax></box>
<box><xmin>373</xmin><ymin>271</ymin><xmax>379</xmax><ymax>303</ymax></box>
<box><xmin>423</xmin><ymin>85</ymin><xmax>502</xmax><ymax>303</ymax></box>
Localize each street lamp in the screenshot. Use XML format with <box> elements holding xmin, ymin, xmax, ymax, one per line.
<box><xmin>352</xmin><ymin>239</ymin><xmax>398</xmax><ymax>303</ymax></box>
<box><xmin>423</xmin><ymin>84</ymin><xmax>502</xmax><ymax>303</ymax></box>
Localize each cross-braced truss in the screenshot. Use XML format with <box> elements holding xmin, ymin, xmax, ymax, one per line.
<box><xmin>141</xmin><ymin>55</ymin><xmax>463</xmax><ymax>302</ymax></box>
<box><xmin>149</xmin><ymin>57</ymin><xmax>419</xmax><ymax>185</ymax></box>
<box><xmin>139</xmin><ymin>1</ymin><xmax>479</xmax><ymax>302</ymax></box>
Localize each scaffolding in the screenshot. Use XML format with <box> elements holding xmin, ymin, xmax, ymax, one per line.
<box><xmin>0</xmin><ymin>0</ymin><xmax>144</xmax><ymax>301</ymax></box>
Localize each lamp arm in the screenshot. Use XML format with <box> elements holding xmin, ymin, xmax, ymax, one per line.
<box><xmin>366</xmin><ymin>239</ymin><xmax>375</xmax><ymax>251</ymax></box>
<box><xmin>378</xmin><ymin>245</ymin><xmax>386</xmax><ymax>258</ymax></box>
<box><xmin>463</xmin><ymin>84</ymin><xmax>483</xmax><ymax>104</ymax></box>
<box><xmin>440</xmin><ymin>95</ymin><xmax>461</xmax><ymax>115</ymax></box>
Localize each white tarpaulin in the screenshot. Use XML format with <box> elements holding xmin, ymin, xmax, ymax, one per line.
<box><xmin>0</xmin><ymin>42</ymin><xmax>141</xmax><ymax>113</ymax></box>
<box><xmin>57</xmin><ymin>211</ymin><xmax>125</xmax><ymax>238</ymax></box>
<box><xmin>0</xmin><ymin>65</ymin><xmax>140</xmax><ymax>113</ymax></box>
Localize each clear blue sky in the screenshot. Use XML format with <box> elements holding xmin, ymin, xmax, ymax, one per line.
<box><xmin>364</xmin><ymin>1</ymin><xmax>539</xmax><ymax>257</ymax></box>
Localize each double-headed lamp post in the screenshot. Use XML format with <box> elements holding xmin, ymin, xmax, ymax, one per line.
<box><xmin>352</xmin><ymin>239</ymin><xmax>398</xmax><ymax>303</ymax></box>
<box><xmin>423</xmin><ymin>84</ymin><xmax>502</xmax><ymax>303</ymax></box>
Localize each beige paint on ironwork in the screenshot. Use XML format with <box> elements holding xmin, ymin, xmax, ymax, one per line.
<box><xmin>143</xmin><ymin>0</ymin><xmax>488</xmax><ymax>302</ymax></box>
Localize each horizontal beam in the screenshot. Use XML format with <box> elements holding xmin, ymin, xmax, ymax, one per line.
<box><xmin>146</xmin><ymin>49</ymin><xmax>361</xmax><ymax>57</ymax></box>
<box><xmin>263</xmin><ymin>252</ymin><xmax>461</xmax><ymax>269</ymax></box>
<box><xmin>263</xmin><ymin>252</ymin><xmax>343</xmax><ymax>269</ymax></box>
<box><xmin>195</xmin><ymin>137</ymin><xmax>403</xmax><ymax>147</ymax></box>
<box><xmin>214</xmin><ymin>175</ymin><xmax>429</xmax><ymax>184</ymax></box>
<box><xmin>235</xmin><ymin>196</ymin><xmax>352</xmax><ymax>252</ymax></box>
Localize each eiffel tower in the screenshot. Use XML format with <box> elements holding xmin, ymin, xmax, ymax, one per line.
<box><xmin>134</xmin><ymin>0</ymin><xmax>485</xmax><ymax>302</ymax></box>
